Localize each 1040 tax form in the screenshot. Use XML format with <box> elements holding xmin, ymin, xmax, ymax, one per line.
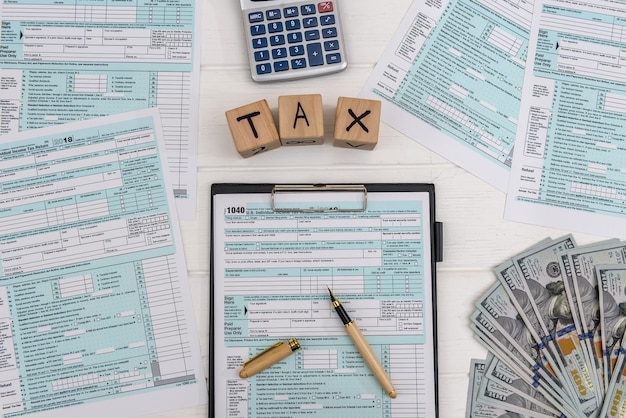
<box><xmin>505</xmin><ymin>0</ymin><xmax>626</xmax><ymax>239</ymax></box>
<box><xmin>210</xmin><ymin>184</ymin><xmax>441</xmax><ymax>418</ymax></box>
<box><xmin>0</xmin><ymin>0</ymin><xmax>201</xmax><ymax>218</ymax></box>
<box><xmin>0</xmin><ymin>109</ymin><xmax>206</xmax><ymax>417</ymax></box>
<box><xmin>359</xmin><ymin>0</ymin><xmax>531</xmax><ymax>192</ymax></box>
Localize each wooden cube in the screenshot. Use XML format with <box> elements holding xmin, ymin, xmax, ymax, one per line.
<box><xmin>278</xmin><ymin>94</ymin><xmax>324</xmax><ymax>146</ymax></box>
<box><xmin>333</xmin><ymin>97</ymin><xmax>381</xmax><ymax>150</ymax></box>
<box><xmin>225</xmin><ymin>99</ymin><xmax>280</xmax><ymax>157</ymax></box>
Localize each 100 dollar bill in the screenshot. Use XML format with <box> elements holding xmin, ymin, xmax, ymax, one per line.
<box><xmin>598</xmin><ymin>265</ymin><xmax>626</xmax><ymax>417</ymax></box>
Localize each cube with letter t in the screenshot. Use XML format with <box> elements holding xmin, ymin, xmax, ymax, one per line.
<box><xmin>333</xmin><ymin>97</ymin><xmax>381</xmax><ymax>150</ymax></box>
<box><xmin>225</xmin><ymin>99</ymin><xmax>281</xmax><ymax>158</ymax></box>
<box><xmin>278</xmin><ymin>94</ymin><xmax>324</xmax><ymax>146</ymax></box>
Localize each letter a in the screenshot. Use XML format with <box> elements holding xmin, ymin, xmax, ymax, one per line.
<box><xmin>293</xmin><ymin>102</ymin><xmax>310</xmax><ymax>129</ymax></box>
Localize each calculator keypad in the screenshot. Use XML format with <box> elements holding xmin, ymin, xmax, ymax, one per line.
<box><xmin>245</xmin><ymin>1</ymin><xmax>347</xmax><ymax>81</ymax></box>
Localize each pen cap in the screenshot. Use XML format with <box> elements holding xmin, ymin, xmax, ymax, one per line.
<box><xmin>243</xmin><ymin>341</ymin><xmax>282</xmax><ymax>367</ymax></box>
<box><xmin>239</xmin><ymin>338</ymin><xmax>302</xmax><ymax>378</ymax></box>
<box><xmin>242</xmin><ymin>338</ymin><xmax>301</xmax><ymax>368</ymax></box>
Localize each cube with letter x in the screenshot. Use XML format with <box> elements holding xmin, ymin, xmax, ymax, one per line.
<box><xmin>333</xmin><ymin>97</ymin><xmax>381</xmax><ymax>150</ymax></box>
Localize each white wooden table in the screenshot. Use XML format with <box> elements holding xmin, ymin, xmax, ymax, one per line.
<box><xmin>145</xmin><ymin>1</ymin><xmax>604</xmax><ymax>416</ymax></box>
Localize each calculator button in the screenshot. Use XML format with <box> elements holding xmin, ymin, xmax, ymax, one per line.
<box><xmin>326</xmin><ymin>53</ymin><xmax>341</xmax><ymax>64</ymax></box>
<box><xmin>307</xmin><ymin>43</ymin><xmax>324</xmax><ymax>66</ymax></box>
<box><xmin>272</xmin><ymin>48</ymin><xmax>287</xmax><ymax>59</ymax></box>
<box><xmin>254</xmin><ymin>50</ymin><xmax>270</xmax><ymax>61</ymax></box>
<box><xmin>320</xmin><ymin>14</ymin><xmax>335</xmax><ymax>25</ymax></box>
<box><xmin>289</xmin><ymin>45</ymin><xmax>305</xmax><ymax>56</ymax></box>
<box><xmin>266</xmin><ymin>9</ymin><xmax>281</xmax><ymax>20</ymax></box>
<box><xmin>284</xmin><ymin>7</ymin><xmax>298</xmax><ymax>17</ymax></box>
<box><xmin>291</xmin><ymin>58</ymin><xmax>307</xmax><ymax>69</ymax></box>
<box><xmin>274</xmin><ymin>61</ymin><xmax>289</xmax><ymax>72</ymax></box>
<box><xmin>252</xmin><ymin>37</ymin><xmax>268</xmax><ymax>48</ymax></box>
<box><xmin>287</xmin><ymin>32</ymin><xmax>303</xmax><ymax>43</ymax></box>
<box><xmin>250</xmin><ymin>24</ymin><xmax>266</xmax><ymax>36</ymax></box>
<box><xmin>256</xmin><ymin>63</ymin><xmax>272</xmax><ymax>74</ymax></box>
<box><xmin>301</xmin><ymin>4</ymin><xmax>316</xmax><ymax>15</ymax></box>
<box><xmin>303</xmin><ymin>17</ymin><xmax>318</xmax><ymax>28</ymax></box>
<box><xmin>324</xmin><ymin>40</ymin><xmax>339</xmax><ymax>51</ymax></box>
<box><xmin>270</xmin><ymin>34</ymin><xmax>285</xmax><ymax>46</ymax></box>
<box><xmin>318</xmin><ymin>1</ymin><xmax>333</xmax><ymax>13</ymax></box>
<box><xmin>285</xmin><ymin>19</ymin><xmax>301</xmax><ymax>30</ymax></box>
<box><xmin>248</xmin><ymin>12</ymin><xmax>264</xmax><ymax>23</ymax></box>
<box><xmin>322</xmin><ymin>27</ymin><xmax>337</xmax><ymax>38</ymax></box>
<box><xmin>268</xmin><ymin>21</ymin><xmax>283</xmax><ymax>33</ymax></box>
<box><xmin>305</xmin><ymin>30</ymin><xmax>320</xmax><ymax>41</ymax></box>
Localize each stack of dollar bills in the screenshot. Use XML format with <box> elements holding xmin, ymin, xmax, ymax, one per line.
<box><xmin>466</xmin><ymin>235</ymin><xmax>626</xmax><ymax>417</ymax></box>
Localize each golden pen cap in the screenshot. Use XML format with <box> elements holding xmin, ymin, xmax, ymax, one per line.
<box><xmin>239</xmin><ymin>338</ymin><xmax>301</xmax><ymax>378</ymax></box>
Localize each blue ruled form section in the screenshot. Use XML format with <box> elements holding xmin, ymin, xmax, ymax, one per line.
<box><xmin>0</xmin><ymin>109</ymin><xmax>205</xmax><ymax>417</ymax></box>
<box><xmin>0</xmin><ymin>0</ymin><xmax>201</xmax><ymax>216</ymax></box>
<box><xmin>360</xmin><ymin>0</ymin><xmax>533</xmax><ymax>191</ymax></box>
<box><xmin>505</xmin><ymin>0</ymin><xmax>626</xmax><ymax>239</ymax></box>
<box><xmin>213</xmin><ymin>190</ymin><xmax>437</xmax><ymax>417</ymax></box>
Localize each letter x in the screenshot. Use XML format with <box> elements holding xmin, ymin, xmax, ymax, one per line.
<box><xmin>346</xmin><ymin>109</ymin><xmax>371</xmax><ymax>133</ymax></box>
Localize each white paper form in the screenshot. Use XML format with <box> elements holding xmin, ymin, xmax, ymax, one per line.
<box><xmin>0</xmin><ymin>0</ymin><xmax>201</xmax><ymax>219</ymax></box>
<box><xmin>359</xmin><ymin>0</ymin><xmax>533</xmax><ymax>191</ymax></box>
<box><xmin>0</xmin><ymin>109</ymin><xmax>206</xmax><ymax>417</ymax></box>
<box><xmin>504</xmin><ymin>0</ymin><xmax>626</xmax><ymax>239</ymax></box>
<box><xmin>212</xmin><ymin>190</ymin><xmax>437</xmax><ymax>417</ymax></box>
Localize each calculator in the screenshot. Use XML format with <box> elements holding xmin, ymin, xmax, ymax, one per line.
<box><xmin>241</xmin><ymin>0</ymin><xmax>348</xmax><ymax>82</ymax></box>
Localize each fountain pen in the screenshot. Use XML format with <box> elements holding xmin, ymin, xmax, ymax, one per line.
<box><xmin>327</xmin><ymin>286</ymin><xmax>397</xmax><ymax>399</ymax></box>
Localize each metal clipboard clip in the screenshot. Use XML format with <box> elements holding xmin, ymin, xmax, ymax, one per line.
<box><xmin>271</xmin><ymin>184</ymin><xmax>368</xmax><ymax>213</ymax></box>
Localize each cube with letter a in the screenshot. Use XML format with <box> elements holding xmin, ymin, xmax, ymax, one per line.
<box><xmin>333</xmin><ymin>97</ymin><xmax>381</xmax><ymax>150</ymax></box>
<box><xmin>225</xmin><ymin>99</ymin><xmax>281</xmax><ymax>157</ymax></box>
<box><xmin>278</xmin><ymin>94</ymin><xmax>324</xmax><ymax>146</ymax></box>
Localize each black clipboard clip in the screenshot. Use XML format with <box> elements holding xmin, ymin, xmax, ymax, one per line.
<box><xmin>271</xmin><ymin>184</ymin><xmax>368</xmax><ymax>213</ymax></box>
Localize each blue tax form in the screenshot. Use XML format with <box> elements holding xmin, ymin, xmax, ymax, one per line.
<box><xmin>505</xmin><ymin>0</ymin><xmax>626</xmax><ymax>239</ymax></box>
<box><xmin>0</xmin><ymin>109</ymin><xmax>206</xmax><ymax>417</ymax></box>
<box><xmin>360</xmin><ymin>0</ymin><xmax>533</xmax><ymax>191</ymax></box>
<box><xmin>0</xmin><ymin>0</ymin><xmax>201</xmax><ymax>218</ymax></box>
<box><xmin>212</xmin><ymin>188</ymin><xmax>437</xmax><ymax>417</ymax></box>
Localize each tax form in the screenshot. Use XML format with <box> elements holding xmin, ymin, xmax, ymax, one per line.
<box><xmin>505</xmin><ymin>0</ymin><xmax>626</xmax><ymax>239</ymax></box>
<box><xmin>211</xmin><ymin>185</ymin><xmax>439</xmax><ymax>418</ymax></box>
<box><xmin>360</xmin><ymin>0</ymin><xmax>533</xmax><ymax>191</ymax></box>
<box><xmin>0</xmin><ymin>109</ymin><xmax>206</xmax><ymax>417</ymax></box>
<box><xmin>0</xmin><ymin>0</ymin><xmax>201</xmax><ymax>218</ymax></box>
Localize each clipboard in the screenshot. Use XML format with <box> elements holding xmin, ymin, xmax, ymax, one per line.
<box><xmin>210</xmin><ymin>183</ymin><xmax>442</xmax><ymax>417</ymax></box>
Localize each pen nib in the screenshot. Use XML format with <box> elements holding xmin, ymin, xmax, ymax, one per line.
<box><xmin>327</xmin><ymin>286</ymin><xmax>337</xmax><ymax>302</ymax></box>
